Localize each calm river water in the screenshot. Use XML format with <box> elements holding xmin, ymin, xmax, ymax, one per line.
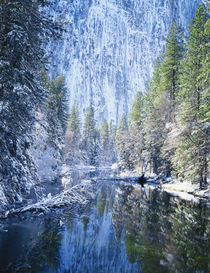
<box><xmin>0</xmin><ymin>169</ymin><xmax>209</xmax><ymax>273</ymax></box>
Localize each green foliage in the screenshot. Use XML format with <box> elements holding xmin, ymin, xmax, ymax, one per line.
<box><xmin>117</xmin><ymin>5</ymin><xmax>208</xmax><ymax>186</ymax></box>
<box><xmin>101</xmin><ymin>118</ymin><xmax>109</xmax><ymax>150</ymax></box>
<box><xmin>99</xmin><ymin>118</ymin><xmax>114</xmax><ymax>163</ymax></box>
<box><xmin>142</xmin><ymin>21</ymin><xmax>184</xmax><ymax>175</ymax></box>
<box><xmin>67</xmin><ymin>105</ymin><xmax>80</xmax><ymax>143</ymax></box>
<box><xmin>173</xmin><ymin>5</ymin><xmax>209</xmax><ymax>187</ymax></box>
<box><xmin>48</xmin><ymin>74</ymin><xmax>68</xmax><ymax>131</ymax></box>
<box><xmin>108</xmin><ymin>121</ymin><xmax>117</xmax><ymax>163</ymax></box>
<box><xmin>64</xmin><ymin>103</ymin><xmax>117</xmax><ymax>166</ymax></box>
<box><xmin>160</xmin><ymin>22</ymin><xmax>183</xmax><ymax>109</ymax></box>
<box><xmin>65</xmin><ymin>105</ymin><xmax>81</xmax><ymax>164</ymax></box>
<box><xmin>130</xmin><ymin>91</ymin><xmax>144</xmax><ymax>126</ymax></box>
<box><xmin>116</xmin><ymin>114</ymin><xmax>134</xmax><ymax>169</ymax></box>
<box><xmin>116</xmin><ymin>114</ymin><xmax>127</xmax><ymax>145</ymax></box>
<box><xmin>84</xmin><ymin>104</ymin><xmax>95</xmax><ymax>140</ymax></box>
<box><xmin>118</xmin><ymin>113</ymin><xmax>128</xmax><ymax>132</ymax></box>
<box><xmin>143</xmin><ymin>59</ymin><xmax>165</xmax><ymax>174</ymax></box>
<box><xmin>0</xmin><ymin>0</ymin><xmax>59</xmax><ymax>191</ymax></box>
<box><xmin>82</xmin><ymin>104</ymin><xmax>99</xmax><ymax>166</ymax></box>
<box><xmin>128</xmin><ymin>91</ymin><xmax>146</xmax><ymax>170</ymax></box>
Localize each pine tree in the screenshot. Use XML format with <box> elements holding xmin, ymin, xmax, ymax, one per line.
<box><xmin>129</xmin><ymin>91</ymin><xmax>145</xmax><ymax>171</ymax></box>
<box><xmin>65</xmin><ymin>105</ymin><xmax>81</xmax><ymax>164</ymax></box>
<box><xmin>116</xmin><ymin>114</ymin><xmax>133</xmax><ymax>170</ymax></box>
<box><xmin>84</xmin><ymin>104</ymin><xmax>95</xmax><ymax>140</ymax></box>
<box><xmin>48</xmin><ymin>74</ymin><xmax>68</xmax><ymax>131</ymax></box>
<box><xmin>109</xmin><ymin>121</ymin><xmax>117</xmax><ymax>163</ymax></box>
<box><xmin>130</xmin><ymin>92</ymin><xmax>144</xmax><ymax>126</ymax></box>
<box><xmin>159</xmin><ymin>22</ymin><xmax>184</xmax><ymax>175</ymax></box>
<box><xmin>100</xmin><ymin>118</ymin><xmax>110</xmax><ymax>163</ymax></box>
<box><xmin>82</xmin><ymin>104</ymin><xmax>99</xmax><ymax>166</ymax></box>
<box><xmin>67</xmin><ymin>105</ymin><xmax>81</xmax><ymax>143</ymax></box>
<box><xmin>173</xmin><ymin>5</ymin><xmax>209</xmax><ymax>187</ymax></box>
<box><xmin>160</xmin><ymin>22</ymin><xmax>184</xmax><ymax>121</ymax></box>
<box><xmin>0</xmin><ymin>0</ymin><xmax>59</xmax><ymax>198</ymax></box>
<box><xmin>144</xmin><ymin>22</ymin><xmax>183</xmax><ymax>176</ymax></box>
<box><xmin>101</xmin><ymin>119</ymin><xmax>109</xmax><ymax>151</ymax></box>
<box><xmin>144</xmin><ymin>59</ymin><xmax>164</xmax><ymax>174</ymax></box>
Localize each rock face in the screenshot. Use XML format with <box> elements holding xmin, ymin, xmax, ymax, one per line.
<box><xmin>48</xmin><ymin>0</ymin><xmax>202</xmax><ymax>124</ymax></box>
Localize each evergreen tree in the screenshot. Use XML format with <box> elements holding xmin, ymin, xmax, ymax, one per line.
<box><xmin>101</xmin><ymin>119</ymin><xmax>109</xmax><ymax>150</ymax></box>
<box><xmin>109</xmin><ymin>121</ymin><xmax>117</xmax><ymax>163</ymax></box>
<box><xmin>48</xmin><ymin>74</ymin><xmax>68</xmax><ymax>131</ymax></box>
<box><xmin>0</xmin><ymin>0</ymin><xmax>59</xmax><ymax>197</ymax></box>
<box><xmin>116</xmin><ymin>114</ymin><xmax>128</xmax><ymax>138</ymax></box>
<box><xmin>160</xmin><ymin>22</ymin><xmax>184</xmax><ymax>121</ymax></box>
<box><xmin>116</xmin><ymin>114</ymin><xmax>133</xmax><ymax>170</ymax></box>
<box><xmin>144</xmin><ymin>59</ymin><xmax>164</xmax><ymax>174</ymax></box>
<box><xmin>67</xmin><ymin>105</ymin><xmax>81</xmax><ymax>143</ymax></box>
<box><xmin>82</xmin><ymin>104</ymin><xmax>99</xmax><ymax>166</ymax></box>
<box><xmin>84</xmin><ymin>104</ymin><xmax>95</xmax><ymax>140</ymax></box>
<box><xmin>159</xmin><ymin>22</ymin><xmax>184</xmax><ymax>175</ymax></box>
<box><xmin>173</xmin><ymin>5</ymin><xmax>209</xmax><ymax>187</ymax></box>
<box><xmin>100</xmin><ymin>118</ymin><xmax>110</xmax><ymax>163</ymax></box>
<box><xmin>144</xmin><ymin>22</ymin><xmax>183</xmax><ymax>176</ymax></box>
<box><xmin>65</xmin><ymin>105</ymin><xmax>81</xmax><ymax>164</ymax></box>
<box><xmin>129</xmin><ymin>91</ymin><xmax>145</xmax><ymax>171</ymax></box>
<box><xmin>130</xmin><ymin>92</ymin><xmax>144</xmax><ymax>126</ymax></box>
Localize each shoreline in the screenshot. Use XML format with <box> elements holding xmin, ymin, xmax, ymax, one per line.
<box><xmin>117</xmin><ymin>169</ymin><xmax>210</xmax><ymax>202</ymax></box>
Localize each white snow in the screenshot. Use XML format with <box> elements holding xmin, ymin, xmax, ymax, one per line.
<box><xmin>48</xmin><ymin>0</ymin><xmax>202</xmax><ymax>124</ymax></box>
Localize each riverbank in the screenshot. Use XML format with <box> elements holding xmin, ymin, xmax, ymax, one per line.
<box><xmin>116</xmin><ymin>168</ymin><xmax>210</xmax><ymax>201</ymax></box>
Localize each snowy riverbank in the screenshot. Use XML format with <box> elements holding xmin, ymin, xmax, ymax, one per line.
<box><xmin>117</xmin><ymin>168</ymin><xmax>210</xmax><ymax>201</ymax></box>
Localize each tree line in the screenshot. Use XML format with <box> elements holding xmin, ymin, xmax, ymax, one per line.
<box><xmin>115</xmin><ymin>5</ymin><xmax>209</xmax><ymax>189</ymax></box>
<box><xmin>0</xmin><ymin>0</ymin><xmax>68</xmax><ymax>203</ymax></box>
<box><xmin>51</xmin><ymin>4</ymin><xmax>208</xmax><ymax>190</ymax></box>
<box><xmin>65</xmin><ymin>104</ymin><xmax>117</xmax><ymax>166</ymax></box>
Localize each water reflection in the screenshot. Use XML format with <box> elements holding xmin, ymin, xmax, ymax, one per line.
<box><xmin>0</xmin><ymin>174</ymin><xmax>209</xmax><ymax>273</ymax></box>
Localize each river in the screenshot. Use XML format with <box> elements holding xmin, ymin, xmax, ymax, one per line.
<box><xmin>0</xmin><ymin>168</ymin><xmax>209</xmax><ymax>273</ymax></box>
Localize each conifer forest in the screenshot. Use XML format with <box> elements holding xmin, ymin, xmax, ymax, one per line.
<box><xmin>0</xmin><ymin>1</ymin><xmax>209</xmax><ymax>272</ymax></box>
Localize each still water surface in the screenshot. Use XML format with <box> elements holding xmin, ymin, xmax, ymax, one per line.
<box><xmin>0</xmin><ymin>169</ymin><xmax>209</xmax><ymax>273</ymax></box>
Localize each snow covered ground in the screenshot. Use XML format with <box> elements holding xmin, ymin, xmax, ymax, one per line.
<box><xmin>116</xmin><ymin>167</ymin><xmax>210</xmax><ymax>201</ymax></box>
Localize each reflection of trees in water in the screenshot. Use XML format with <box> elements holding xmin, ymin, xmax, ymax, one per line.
<box><xmin>112</xmin><ymin>185</ymin><xmax>210</xmax><ymax>273</ymax></box>
<box><xmin>167</xmin><ymin>199</ymin><xmax>210</xmax><ymax>273</ymax></box>
<box><xmin>112</xmin><ymin>186</ymin><xmax>169</xmax><ymax>273</ymax></box>
<box><xmin>81</xmin><ymin>215</ymin><xmax>89</xmax><ymax>232</ymax></box>
<box><xmin>7</xmin><ymin>218</ymin><xmax>62</xmax><ymax>273</ymax></box>
<box><xmin>5</xmin><ymin>182</ymin><xmax>210</xmax><ymax>273</ymax></box>
<box><xmin>97</xmin><ymin>183</ymin><xmax>114</xmax><ymax>218</ymax></box>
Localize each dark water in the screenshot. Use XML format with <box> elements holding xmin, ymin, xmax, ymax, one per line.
<box><xmin>0</xmin><ymin>169</ymin><xmax>209</xmax><ymax>273</ymax></box>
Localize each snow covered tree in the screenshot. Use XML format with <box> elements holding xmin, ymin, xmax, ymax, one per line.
<box><xmin>100</xmin><ymin>118</ymin><xmax>110</xmax><ymax>163</ymax></box>
<box><xmin>172</xmin><ymin>5</ymin><xmax>209</xmax><ymax>188</ymax></box>
<box><xmin>101</xmin><ymin>119</ymin><xmax>109</xmax><ymax>150</ymax></box>
<box><xmin>144</xmin><ymin>59</ymin><xmax>165</xmax><ymax>174</ymax></box>
<box><xmin>0</xmin><ymin>0</ymin><xmax>59</xmax><ymax>200</ymax></box>
<box><xmin>144</xmin><ymin>22</ymin><xmax>183</xmax><ymax>176</ymax></box>
<box><xmin>159</xmin><ymin>22</ymin><xmax>184</xmax><ymax>175</ymax></box>
<box><xmin>83</xmin><ymin>104</ymin><xmax>95</xmax><ymax>141</ymax></box>
<box><xmin>116</xmin><ymin>114</ymin><xmax>134</xmax><ymax>170</ymax></box>
<box><xmin>65</xmin><ymin>105</ymin><xmax>81</xmax><ymax>164</ymax></box>
<box><xmin>47</xmin><ymin>74</ymin><xmax>68</xmax><ymax>132</ymax></box>
<box><xmin>82</xmin><ymin>104</ymin><xmax>99</xmax><ymax>166</ymax></box>
<box><xmin>109</xmin><ymin>121</ymin><xmax>117</xmax><ymax>163</ymax></box>
<box><xmin>160</xmin><ymin>22</ymin><xmax>184</xmax><ymax>122</ymax></box>
<box><xmin>67</xmin><ymin>105</ymin><xmax>81</xmax><ymax>144</ymax></box>
<box><xmin>128</xmin><ymin>91</ymin><xmax>145</xmax><ymax>171</ymax></box>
